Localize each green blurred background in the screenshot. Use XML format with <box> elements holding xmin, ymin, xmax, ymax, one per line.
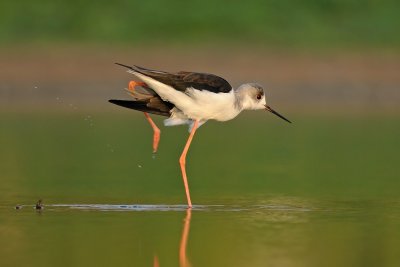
<box><xmin>1</xmin><ymin>0</ymin><xmax>400</xmax><ymax>48</ymax></box>
<box><xmin>1</xmin><ymin>1</ymin><xmax>400</xmax><ymax>267</ymax></box>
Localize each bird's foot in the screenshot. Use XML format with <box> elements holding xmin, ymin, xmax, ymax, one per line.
<box><xmin>128</xmin><ymin>81</ymin><xmax>147</xmax><ymax>95</ymax></box>
<box><xmin>144</xmin><ymin>112</ymin><xmax>161</xmax><ymax>155</ymax></box>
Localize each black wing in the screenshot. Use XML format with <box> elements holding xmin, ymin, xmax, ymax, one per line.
<box><xmin>115</xmin><ymin>63</ymin><xmax>232</xmax><ymax>93</ymax></box>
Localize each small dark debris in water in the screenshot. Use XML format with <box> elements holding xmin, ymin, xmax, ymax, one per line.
<box><xmin>35</xmin><ymin>199</ymin><xmax>44</xmax><ymax>210</ymax></box>
<box><xmin>15</xmin><ymin>205</ymin><xmax>22</xmax><ymax>210</ymax></box>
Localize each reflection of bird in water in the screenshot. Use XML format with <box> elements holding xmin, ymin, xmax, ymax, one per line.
<box><xmin>153</xmin><ymin>209</ymin><xmax>192</xmax><ymax>267</ymax></box>
<box><xmin>110</xmin><ymin>64</ymin><xmax>291</xmax><ymax>208</ymax></box>
<box><xmin>153</xmin><ymin>255</ymin><xmax>159</xmax><ymax>267</ymax></box>
<box><xmin>179</xmin><ymin>209</ymin><xmax>192</xmax><ymax>267</ymax></box>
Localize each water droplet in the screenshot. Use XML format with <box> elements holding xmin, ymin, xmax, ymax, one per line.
<box><xmin>138</xmin><ymin>164</ymin><xmax>142</xmax><ymax>168</ymax></box>
<box><xmin>152</xmin><ymin>153</ymin><xmax>157</xmax><ymax>159</ymax></box>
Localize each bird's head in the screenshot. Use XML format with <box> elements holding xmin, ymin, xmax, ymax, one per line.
<box><xmin>236</xmin><ymin>83</ymin><xmax>291</xmax><ymax>123</ymax></box>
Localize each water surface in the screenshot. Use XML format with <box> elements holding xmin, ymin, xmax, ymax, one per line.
<box><xmin>1</xmin><ymin>112</ymin><xmax>399</xmax><ymax>266</ymax></box>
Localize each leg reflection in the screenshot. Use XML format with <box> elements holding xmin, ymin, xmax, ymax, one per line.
<box><xmin>179</xmin><ymin>209</ymin><xmax>192</xmax><ymax>267</ymax></box>
<box><xmin>153</xmin><ymin>255</ymin><xmax>159</xmax><ymax>267</ymax></box>
<box><xmin>153</xmin><ymin>209</ymin><xmax>192</xmax><ymax>267</ymax></box>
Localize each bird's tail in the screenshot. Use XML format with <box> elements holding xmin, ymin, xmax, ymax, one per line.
<box><xmin>110</xmin><ymin>80</ymin><xmax>174</xmax><ymax>116</ymax></box>
<box><xmin>109</xmin><ymin>99</ymin><xmax>173</xmax><ymax>117</ymax></box>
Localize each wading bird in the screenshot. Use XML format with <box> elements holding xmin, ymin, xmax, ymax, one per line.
<box><xmin>110</xmin><ymin>64</ymin><xmax>291</xmax><ymax>208</ymax></box>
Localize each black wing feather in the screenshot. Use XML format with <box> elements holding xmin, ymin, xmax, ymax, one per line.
<box><xmin>115</xmin><ymin>63</ymin><xmax>232</xmax><ymax>93</ymax></box>
<box><xmin>109</xmin><ymin>99</ymin><xmax>174</xmax><ymax>117</ymax></box>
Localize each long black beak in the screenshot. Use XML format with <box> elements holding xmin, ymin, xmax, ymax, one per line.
<box><xmin>265</xmin><ymin>105</ymin><xmax>292</xmax><ymax>123</ymax></box>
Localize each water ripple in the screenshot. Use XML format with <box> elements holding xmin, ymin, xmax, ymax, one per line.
<box><xmin>34</xmin><ymin>203</ymin><xmax>314</xmax><ymax>212</ymax></box>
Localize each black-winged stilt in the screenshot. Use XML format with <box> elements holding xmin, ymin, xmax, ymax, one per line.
<box><xmin>110</xmin><ymin>63</ymin><xmax>291</xmax><ymax>208</ymax></box>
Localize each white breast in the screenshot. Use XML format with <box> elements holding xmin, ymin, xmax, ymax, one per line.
<box><xmin>182</xmin><ymin>89</ymin><xmax>240</xmax><ymax>121</ymax></box>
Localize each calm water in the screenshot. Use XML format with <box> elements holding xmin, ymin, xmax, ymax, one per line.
<box><xmin>1</xmin><ymin>112</ymin><xmax>400</xmax><ymax>267</ymax></box>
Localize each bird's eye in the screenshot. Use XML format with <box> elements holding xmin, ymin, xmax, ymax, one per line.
<box><xmin>256</xmin><ymin>94</ymin><xmax>262</xmax><ymax>100</ymax></box>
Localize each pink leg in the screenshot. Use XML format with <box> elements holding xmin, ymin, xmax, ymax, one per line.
<box><xmin>127</xmin><ymin>81</ymin><xmax>161</xmax><ymax>153</ymax></box>
<box><xmin>144</xmin><ymin>112</ymin><xmax>161</xmax><ymax>153</ymax></box>
<box><xmin>179</xmin><ymin>209</ymin><xmax>192</xmax><ymax>267</ymax></box>
<box><xmin>179</xmin><ymin>120</ymin><xmax>199</xmax><ymax>208</ymax></box>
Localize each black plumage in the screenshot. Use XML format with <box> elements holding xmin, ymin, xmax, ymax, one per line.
<box><xmin>109</xmin><ymin>99</ymin><xmax>173</xmax><ymax>116</ymax></box>
<box><xmin>115</xmin><ymin>63</ymin><xmax>232</xmax><ymax>94</ymax></box>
